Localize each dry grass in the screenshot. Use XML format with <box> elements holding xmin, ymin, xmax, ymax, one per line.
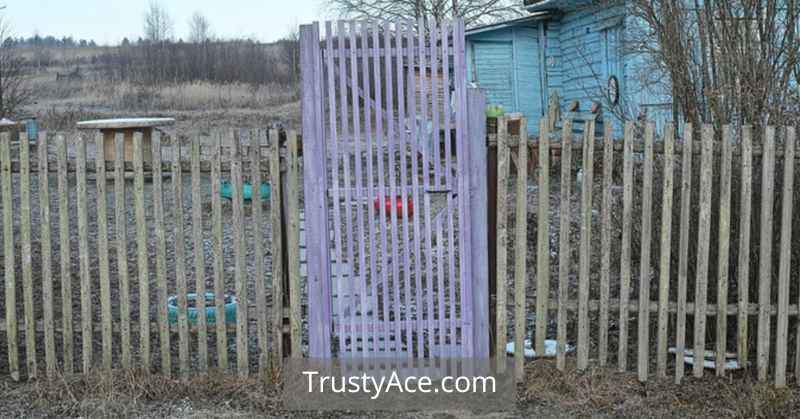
<box><xmin>522</xmin><ymin>359</ymin><xmax>800</xmax><ymax>418</ymax></box>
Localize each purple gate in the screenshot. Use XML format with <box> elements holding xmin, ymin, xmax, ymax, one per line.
<box><xmin>300</xmin><ymin>19</ymin><xmax>488</xmax><ymax>359</ymax></box>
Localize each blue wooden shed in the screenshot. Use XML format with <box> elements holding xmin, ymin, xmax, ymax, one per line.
<box><xmin>466</xmin><ymin>0</ymin><xmax>671</xmax><ymax>136</ymax></box>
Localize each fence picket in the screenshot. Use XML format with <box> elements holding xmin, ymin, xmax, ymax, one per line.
<box><xmin>496</xmin><ymin>117</ymin><xmax>510</xmax><ymax>359</ymax></box>
<box><xmin>57</xmin><ymin>134</ymin><xmax>73</xmax><ymax>375</ymax></box>
<box><xmin>20</xmin><ymin>131</ymin><xmax>37</xmax><ymax>379</ymax></box>
<box><xmin>94</xmin><ymin>132</ymin><xmax>113</xmax><ymax>371</ymax></box>
<box><xmin>38</xmin><ymin>132</ymin><xmax>56</xmax><ymax>377</ymax></box>
<box><xmin>599</xmin><ymin>122</ymin><xmax>614</xmax><ymax>367</ymax></box>
<box><xmin>716</xmin><ymin>125</ymin><xmax>734</xmax><ymax>377</ymax></box>
<box><xmin>1</xmin><ymin>132</ymin><xmax>19</xmax><ymax>380</ymax></box>
<box><xmin>115</xmin><ymin>133</ymin><xmax>131</xmax><ymax>369</ymax></box>
<box><xmin>172</xmin><ymin>137</ymin><xmax>190</xmax><ymax>377</ymax></box>
<box><xmin>211</xmin><ymin>131</ymin><xmax>228</xmax><ymax>369</ymax></box>
<box><xmin>287</xmin><ymin>130</ymin><xmax>301</xmax><ymax>358</ymax></box>
<box><xmin>268</xmin><ymin>129</ymin><xmax>284</xmax><ymax>360</ymax></box>
<box><xmin>775</xmin><ymin>127</ymin><xmax>794</xmax><ymax>387</ymax></box>
<box><xmin>577</xmin><ymin>120</ymin><xmax>595</xmax><ymax>370</ymax></box>
<box><xmin>618</xmin><ymin>122</ymin><xmax>635</xmax><ymax>372</ymax></box>
<box><xmin>514</xmin><ymin>119</ymin><xmax>529</xmax><ymax>378</ymax></box>
<box><xmin>362</xmin><ymin>21</ymin><xmax>379</xmax><ymax>356</ymax></box>
<box><xmin>657</xmin><ymin>124</ymin><xmax>675</xmax><ymax>378</ymax></box>
<box><xmin>77</xmin><ymin>132</ymin><xmax>91</xmax><ymax>374</ymax></box>
<box><xmin>738</xmin><ymin>126</ymin><xmax>753</xmax><ymax>370</ymax></box>
<box><xmin>757</xmin><ymin>126</ymin><xmax>776</xmax><ymax>381</ymax></box>
<box><xmin>557</xmin><ymin>119</ymin><xmax>572</xmax><ymax>370</ymax></box>
<box><xmin>231</xmin><ymin>131</ymin><xmax>248</xmax><ymax>377</ymax></box>
<box><xmin>250</xmin><ymin>130</ymin><xmax>267</xmax><ymax>370</ymax></box>
<box><xmin>536</xmin><ymin>118</ymin><xmax>551</xmax><ymax>359</ymax></box>
<box><xmin>190</xmin><ymin>137</ymin><xmax>207</xmax><ymax>371</ymax></box>
<box><xmin>675</xmin><ymin>125</ymin><xmax>693</xmax><ymax>383</ymax></box>
<box><xmin>441</xmin><ymin>21</ymin><xmax>458</xmax><ymax>358</ymax></box>
<box><xmin>152</xmin><ymin>131</ymin><xmax>171</xmax><ymax>375</ymax></box>
<box><xmin>693</xmin><ymin>124</ymin><xmax>714</xmax><ymax>378</ymax></box>
<box><xmin>637</xmin><ymin>122</ymin><xmax>655</xmax><ymax>381</ymax></box>
<box><xmin>133</xmin><ymin>131</ymin><xmax>151</xmax><ymax>371</ymax></box>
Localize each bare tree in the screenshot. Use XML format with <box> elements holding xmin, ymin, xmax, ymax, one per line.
<box><xmin>143</xmin><ymin>1</ymin><xmax>173</xmax><ymax>42</ymax></box>
<box><xmin>188</xmin><ymin>11</ymin><xmax>212</xmax><ymax>43</ymax></box>
<box><xmin>327</xmin><ymin>0</ymin><xmax>520</xmax><ymax>25</ymax></box>
<box><xmin>0</xmin><ymin>16</ymin><xmax>31</xmax><ymax>117</ymax></box>
<box><xmin>629</xmin><ymin>0</ymin><xmax>800</xmax><ymax>128</ymax></box>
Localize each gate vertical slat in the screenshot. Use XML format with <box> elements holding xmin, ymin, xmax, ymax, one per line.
<box><xmin>211</xmin><ymin>131</ymin><xmax>229</xmax><ymax>366</ymax></box>
<box><xmin>384</xmin><ymin>19</ymin><xmax>401</xmax><ymax>356</ymax></box>
<box><xmin>231</xmin><ymin>131</ymin><xmax>249</xmax><ymax>376</ymax></box>
<box><xmin>250</xmin><ymin>130</ymin><xmax>267</xmax><ymax>370</ymax></box>
<box><xmin>657</xmin><ymin>123</ymin><xmax>675</xmax><ymax>378</ymax></box>
<box><xmin>418</xmin><ymin>16</ymin><xmax>436</xmax><ymax>356</ymax></box>
<box><xmin>371</xmin><ymin>21</ymin><xmax>391</xmax><ymax>355</ymax></box>
<box><xmin>77</xmin><ymin>131</ymin><xmax>91</xmax><ymax>374</ymax></box>
<box><xmin>115</xmin><ymin>133</ymin><xmax>132</xmax><ymax>369</ymax></box>
<box><xmin>775</xmin><ymin>126</ymin><xmax>794</xmax><ymax>387</ymax></box>
<box><xmin>513</xmin><ymin>121</ymin><xmax>529</xmax><ymax>378</ymax></box>
<box><xmin>599</xmin><ymin>122</ymin><xmax>614</xmax><ymax>367</ymax></box>
<box><xmin>173</xmin><ymin>137</ymin><xmax>190</xmax><ymax>377</ymax></box>
<box><xmin>57</xmin><ymin>133</ymin><xmax>73</xmax><ymax>375</ymax></box>
<box><xmin>324</xmin><ymin>21</ymin><xmax>346</xmax><ymax>357</ymax></box>
<box><xmin>716</xmin><ymin>125</ymin><xmax>734</xmax><ymax>377</ymax></box>
<box><xmin>349</xmin><ymin>20</ymin><xmax>369</xmax><ymax>357</ymax></box>
<box><xmin>190</xmin><ymin>138</ymin><xmax>208</xmax><ymax>370</ymax></box>
<box><xmin>339</xmin><ymin>21</ymin><xmax>358</xmax><ymax>356</ymax></box>
<box><xmin>395</xmin><ymin>20</ymin><xmax>413</xmax><ymax>357</ymax></box>
<box><xmin>618</xmin><ymin>122</ymin><xmax>634</xmax><ymax>372</ymax></box>
<box><xmin>95</xmin><ymin>131</ymin><xmax>112</xmax><ymax>371</ymax></box>
<box><xmin>693</xmin><ymin>124</ymin><xmax>714</xmax><ymax>378</ymax></box>
<box><xmin>430</xmin><ymin>19</ymin><xmax>447</xmax><ymax>354</ymax></box>
<box><xmin>577</xmin><ymin>119</ymin><xmax>595</xmax><ymax>371</ymax></box>
<box><xmin>556</xmin><ymin>119</ymin><xmax>573</xmax><ymax>371</ymax></box>
<box><xmin>535</xmin><ymin>118</ymin><xmax>551</xmax><ymax>359</ymax></box>
<box><xmin>757</xmin><ymin>126</ymin><xmax>776</xmax><ymax>381</ymax></box>
<box><xmin>287</xmin><ymin>130</ymin><xmax>301</xmax><ymax>357</ymax></box>
<box><xmin>20</xmin><ymin>131</ymin><xmax>36</xmax><ymax>379</ymax></box>
<box><xmin>675</xmin><ymin>124</ymin><xmax>693</xmax><ymax>383</ymax></box>
<box><xmin>133</xmin><ymin>131</ymin><xmax>151</xmax><ymax>372</ymax></box>
<box><xmin>152</xmin><ymin>131</ymin><xmax>171</xmax><ymax>375</ymax></box>
<box><xmin>1</xmin><ymin>131</ymin><xmax>20</xmax><ymax>380</ymax></box>
<box><xmin>441</xmin><ymin>20</ymin><xmax>458</xmax><ymax>358</ymax></box>
<box><xmin>361</xmin><ymin>22</ymin><xmax>379</xmax><ymax>356</ymax></box>
<box><xmin>495</xmin><ymin>116</ymin><xmax>509</xmax><ymax>360</ymax></box>
<box><xmin>39</xmin><ymin>132</ymin><xmax>56</xmax><ymax>377</ymax></box>
<box><xmin>637</xmin><ymin>122</ymin><xmax>654</xmax><ymax>381</ymax></box>
<box><xmin>301</xmin><ymin>22</ymin><xmax>332</xmax><ymax>357</ymax></box>
<box><xmin>737</xmin><ymin>125</ymin><xmax>753</xmax><ymax>370</ymax></box>
<box><xmin>268</xmin><ymin>129</ymin><xmax>284</xmax><ymax>359</ymax></box>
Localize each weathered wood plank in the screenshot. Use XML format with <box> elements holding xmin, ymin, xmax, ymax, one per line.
<box><xmin>693</xmin><ymin>124</ymin><xmax>714</xmax><ymax>378</ymax></box>
<box><xmin>657</xmin><ymin>124</ymin><xmax>675</xmax><ymax>378</ymax></box>
<box><xmin>250</xmin><ymin>130</ymin><xmax>267</xmax><ymax>371</ymax></box>
<box><xmin>618</xmin><ymin>122</ymin><xmax>634</xmax><ymax>372</ymax></box>
<box><xmin>57</xmin><ymin>134</ymin><xmax>74</xmax><ymax>375</ymax></box>
<box><xmin>288</xmin><ymin>130</ymin><xmax>302</xmax><ymax>358</ymax></box>
<box><xmin>514</xmin><ymin>117</ymin><xmax>529</xmax><ymax>378</ymax></box>
<box><xmin>775</xmin><ymin>127</ymin><xmax>794</xmax><ymax>387</ymax></box>
<box><xmin>536</xmin><ymin>117</ymin><xmax>551</xmax><ymax>359</ymax></box>
<box><xmin>269</xmin><ymin>129</ymin><xmax>284</xmax><ymax>360</ymax></box>
<box><xmin>757</xmin><ymin>126</ymin><xmax>776</xmax><ymax>381</ymax></box>
<box><xmin>95</xmin><ymin>131</ymin><xmax>112</xmax><ymax>371</ymax></box>
<box><xmin>38</xmin><ymin>132</ymin><xmax>56</xmax><ymax>377</ymax></box>
<box><xmin>211</xmin><ymin>131</ymin><xmax>228</xmax><ymax>369</ymax></box>
<box><xmin>172</xmin><ymin>137</ymin><xmax>190</xmax><ymax>378</ymax></box>
<box><xmin>737</xmin><ymin>125</ymin><xmax>753</xmax><ymax>370</ymax></box>
<box><xmin>637</xmin><ymin>122</ymin><xmax>654</xmax><ymax>382</ymax></box>
<box><xmin>577</xmin><ymin>119</ymin><xmax>595</xmax><ymax>371</ymax></box>
<box><xmin>190</xmin><ymin>136</ymin><xmax>207</xmax><ymax>371</ymax></box>
<box><xmin>557</xmin><ymin>119</ymin><xmax>573</xmax><ymax>371</ymax></box>
<box><xmin>115</xmin><ymin>133</ymin><xmax>131</xmax><ymax>369</ymax></box>
<box><xmin>152</xmin><ymin>131</ymin><xmax>171</xmax><ymax>375</ymax></box>
<box><xmin>1</xmin><ymin>132</ymin><xmax>20</xmax><ymax>380</ymax></box>
<box><xmin>675</xmin><ymin>125</ymin><xmax>693</xmax><ymax>383</ymax></box>
<box><xmin>496</xmin><ymin>116</ymin><xmax>510</xmax><ymax>360</ymax></box>
<box><xmin>133</xmin><ymin>131</ymin><xmax>151</xmax><ymax>372</ymax></box>
<box><xmin>231</xmin><ymin>131</ymin><xmax>248</xmax><ymax>377</ymax></box>
<box><xmin>76</xmin><ymin>131</ymin><xmax>91</xmax><ymax>374</ymax></box>
<box><xmin>598</xmin><ymin>122</ymin><xmax>614</xmax><ymax>367</ymax></box>
<box><xmin>20</xmin><ymin>132</ymin><xmax>37</xmax><ymax>379</ymax></box>
<box><xmin>716</xmin><ymin>125</ymin><xmax>733</xmax><ymax>377</ymax></box>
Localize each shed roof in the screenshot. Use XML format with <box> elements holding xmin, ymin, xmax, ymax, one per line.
<box><xmin>466</xmin><ymin>11</ymin><xmax>551</xmax><ymax>35</ymax></box>
<box><xmin>523</xmin><ymin>0</ymin><xmax>595</xmax><ymax>13</ymax></box>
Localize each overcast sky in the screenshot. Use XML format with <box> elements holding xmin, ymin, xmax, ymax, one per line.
<box><xmin>7</xmin><ymin>0</ymin><xmax>329</xmax><ymax>44</ymax></box>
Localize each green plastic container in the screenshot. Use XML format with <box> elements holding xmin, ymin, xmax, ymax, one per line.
<box><xmin>167</xmin><ymin>292</ymin><xmax>237</xmax><ymax>326</ymax></box>
<box><xmin>485</xmin><ymin>104</ymin><xmax>505</xmax><ymax>118</ymax></box>
<box><xmin>220</xmin><ymin>180</ymin><xmax>271</xmax><ymax>201</ymax></box>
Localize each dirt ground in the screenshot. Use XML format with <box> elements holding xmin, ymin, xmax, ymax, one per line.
<box><xmin>0</xmin><ymin>359</ymin><xmax>798</xmax><ymax>418</ymax></box>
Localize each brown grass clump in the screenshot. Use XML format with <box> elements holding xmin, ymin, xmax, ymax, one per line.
<box><xmin>522</xmin><ymin>359</ymin><xmax>800</xmax><ymax>418</ymax></box>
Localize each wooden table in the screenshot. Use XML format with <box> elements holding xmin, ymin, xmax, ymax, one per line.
<box><xmin>76</xmin><ymin>117</ymin><xmax>175</xmax><ymax>163</ymax></box>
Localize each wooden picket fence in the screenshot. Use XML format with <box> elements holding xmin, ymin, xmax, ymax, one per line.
<box><xmin>0</xmin><ymin>128</ymin><xmax>302</xmax><ymax>381</ymax></box>
<box><xmin>494</xmin><ymin>115</ymin><xmax>800</xmax><ymax>387</ymax></box>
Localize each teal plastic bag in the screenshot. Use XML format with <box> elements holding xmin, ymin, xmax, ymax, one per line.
<box><xmin>220</xmin><ymin>180</ymin><xmax>271</xmax><ymax>201</ymax></box>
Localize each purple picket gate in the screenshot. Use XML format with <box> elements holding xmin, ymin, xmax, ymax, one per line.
<box><xmin>300</xmin><ymin>19</ymin><xmax>488</xmax><ymax>359</ymax></box>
